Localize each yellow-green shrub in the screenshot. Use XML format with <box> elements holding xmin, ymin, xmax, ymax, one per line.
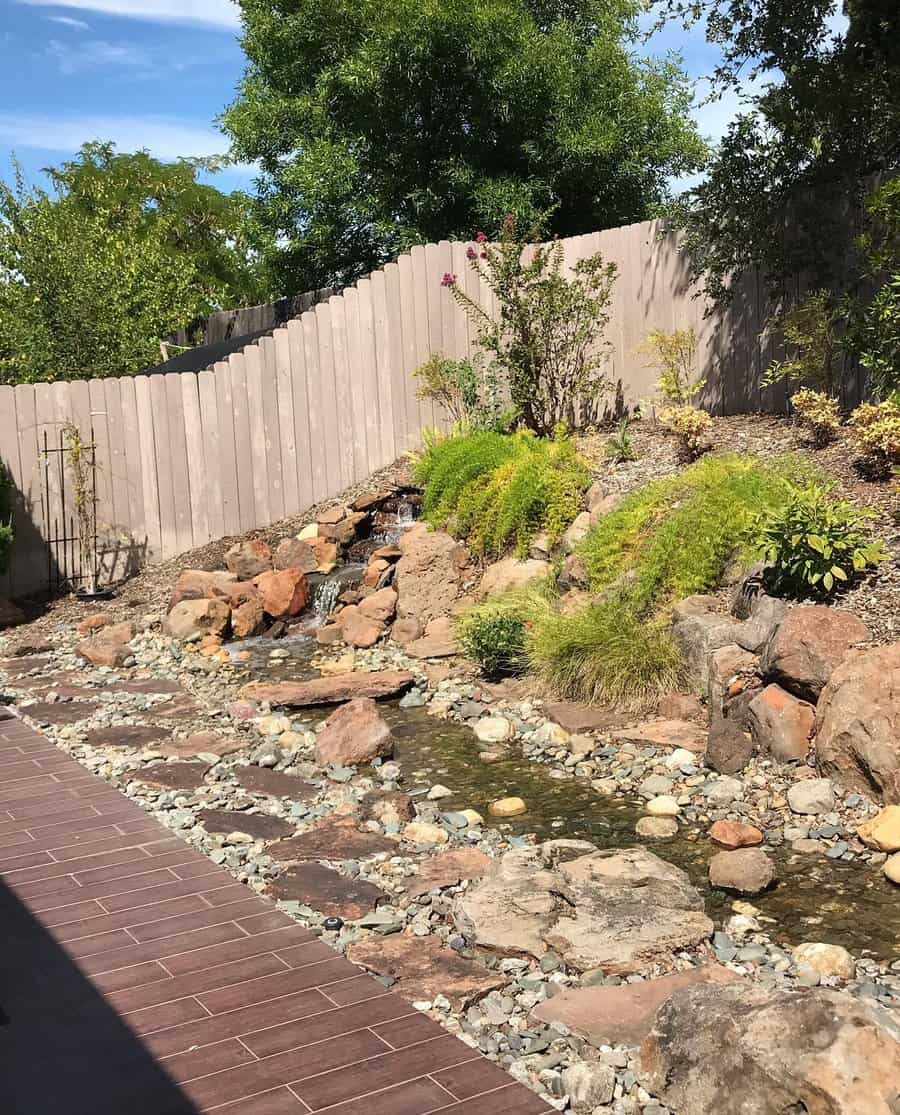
<box><xmin>849</xmin><ymin>399</ymin><xmax>900</xmax><ymax>474</ymax></box>
<box><xmin>790</xmin><ymin>387</ymin><xmax>842</xmax><ymax>447</ymax></box>
<box><xmin>659</xmin><ymin>404</ymin><xmax>711</xmax><ymax>459</ymax></box>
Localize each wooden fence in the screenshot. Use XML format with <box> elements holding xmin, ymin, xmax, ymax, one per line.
<box><xmin>0</xmin><ymin>218</ymin><xmax>809</xmax><ymax>600</ymax></box>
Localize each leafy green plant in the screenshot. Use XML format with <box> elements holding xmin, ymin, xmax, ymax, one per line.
<box><xmin>789</xmin><ymin>387</ymin><xmax>842</xmax><ymax>447</ymax></box>
<box><xmin>412</xmin><ymin>352</ymin><xmax>514</xmax><ymax>431</ymax></box>
<box><xmin>446</xmin><ymin>215</ymin><xmax>617</xmax><ymax>436</ymax></box>
<box><xmin>658</xmin><ymin>404</ymin><xmax>711</xmax><ymax>459</ymax></box>
<box><xmin>604</xmin><ymin>418</ymin><xmax>637</xmax><ymax>463</ymax></box>
<box><xmin>643</xmin><ymin>328</ymin><xmax>704</xmax><ymax>403</ymax></box>
<box><xmin>756</xmin><ymin>483</ymin><xmax>887</xmax><ymax>596</ymax></box>
<box><xmin>848</xmin><ymin>399</ymin><xmax>900</xmax><ymax>477</ymax></box>
<box><xmin>415</xmin><ymin>427</ymin><xmax>589</xmax><ymax>557</ymax></box>
<box><xmin>762</xmin><ymin>290</ymin><xmax>845</xmax><ymax>394</ymax></box>
<box><xmin>457</xmin><ymin>607</ymin><xmax>528</xmax><ymax>678</ymax></box>
<box><xmin>850</xmin><ymin>179</ymin><xmax>900</xmax><ymax>400</ymax></box>
<box><xmin>0</xmin><ymin>462</ymin><xmax>13</xmax><ymax>575</ymax></box>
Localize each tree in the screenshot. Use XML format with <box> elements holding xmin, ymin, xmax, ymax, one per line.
<box><xmin>663</xmin><ymin>0</ymin><xmax>900</xmax><ymax>300</ymax></box>
<box><xmin>224</xmin><ymin>0</ymin><xmax>706</xmax><ymax>292</ymax></box>
<box><xmin>0</xmin><ymin>143</ymin><xmax>268</xmax><ymax>384</ymax></box>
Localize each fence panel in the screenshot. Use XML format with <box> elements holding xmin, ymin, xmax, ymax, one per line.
<box><xmin>259</xmin><ymin>336</ymin><xmax>285</xmax><ymax>524</ymax></box>
<box><xmin>197</xmin><ymin>369</ymin><xmax>224</xmax><ymax>543</ymax></box>
<box><xmin>274</xmin><ymin>327</ymin><xmax>300</xmax><ymax>518</ymax></box>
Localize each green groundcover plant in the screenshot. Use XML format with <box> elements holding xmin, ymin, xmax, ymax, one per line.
<box><xmin>414</xmin><ymin>426</ymin><xmax>589</xmax><ymax>557</ymax></box>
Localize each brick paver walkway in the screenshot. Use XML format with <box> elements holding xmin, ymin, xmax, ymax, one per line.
<box><xmin>0</xmin><ymin>713</ymin><xmax>553</xmax><ymax>1115</ymax></box>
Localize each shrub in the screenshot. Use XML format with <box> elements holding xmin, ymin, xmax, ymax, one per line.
<box><xmin>643</xmin><ymin>328</ymin><xmax>704</xmax><ymax>403</ymax></box>
<box><xmin>790</xmin><ymin>387</ymin><xmax>842</xmax><ymax>447</ymax></box>
<box><xmin>446</xmin><ymin>215</ymin><xmax>617</xmax><ymax>436</ymax></box>
<box><xmin>850</xmin><ymin>179</ymin><xmax>900</xmax><ymax>400</ymax></box>
<box><xmin>412</xmin><ymin>352</ymin><xmax>513</xmax><ymax>431</ymax></box>
<box><xmin>756</xmin><ymin>483</ymin><xmax>887</xmax><ymax>596</ymax></box>
<box><xmin>658</xmin><ymin>404</ymin><xmax>711</xmax><ymax>459</ymax></box>
<box><xmin>456</xmin><ymin>607</ymin><xmax>528</xmax><ymax>678</ymax></box>
<box><xmin>604</xmin><ymin>418</ymin><xmax>637</xmax><ymax>464</ymax></box>
<box><xmin>763</xmin><ymin>289</ymin><xmax>845</xmax><ymax>394</ymax></box>
<box><xmin>849</xmin><ymin>399</ymin><xmax>900</xmax><ymax>475</ymax></box>
<box><xmin>0</xmin><ymin>462</ymin><xmax>12</xmax><ymax>575</ymax></box>
<box><xmin>415</xmin><ymin>427</ymin><xmax>589</xmax><ymax>557</ymax></box>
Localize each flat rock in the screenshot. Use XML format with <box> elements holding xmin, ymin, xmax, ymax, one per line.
<box><xmin>269</xmin><ymin>815</ymin><xmax>396</xmax><ymax>862</ymax></box>
<box><xmin>266</xmin><ymin>862</ymin><xmax>385</xmax><ymax>919</ymax></box>
<box><xmin>158</xmin><ymin>732</ymin><xmax>248</xmax><ymax>759</ymax></box>
<box><xmin>234</xmin><ymin>767</ymin><xmax>320</xmax><ymax>800</ymax></box>
<box><xmin>200</xmin><ymin>810</ymin><xmax>296</xmax><ymax>841</ymax></box>
<box><xmin>241</xmin><ymin>670</ymin><xmax>414</xmax><ymax>706</ymax></box>
<box><xmin>406</xmin><ymin>848</ymin><xmax>493</xmax><ymax>898</ymax></box>
<box><xmin>85</xmin><ymin>724</ymin><xmax>171</xmax><ymax>749</ymax></box>
<box><xmin>542</xmin><ymin>701</ymin><xmax>621</xmax><ymax>734</ymax></box>
<box><xmin>20</xmin><ymin>700</ymin><xmax>100</xmax><ymax>725</ymax></box>
<box><xmin>532</xmin><ymin>964</ymin><xmax>737</xmax><ymax>1047</ymax></box>
<box><xmin>0</xmin><ymin>656</ymin><xmax>53</xmax><ymax>676</ymax></box>
<box><xmin>153</xmin><ymin>694</ymin><xmax>204</xmax><ymax>721</ymax></box>
<box><xmin>116</xmin><ymin>678</ymin><xmax>184</xmax><ymax>695</ymax></box>
<box><xmin>612</xmin><ymin>719</ymin><xmax>706</xmax><ymax>754</ymax></box>
<box><xmin>132</xmin><ymin>762</ymin><xmax>210</xmax><ymax>790</ymax></box>
<box><xmin>347</xmin><ymin>933</ymin><xmax>505</xmax><ymax>1011</ymax></box>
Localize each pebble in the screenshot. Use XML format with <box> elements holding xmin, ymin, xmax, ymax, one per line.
<box><xmin>488</xmin><ymin>797</ymin><xmax>527</xmax><ymax>817</ymax></box>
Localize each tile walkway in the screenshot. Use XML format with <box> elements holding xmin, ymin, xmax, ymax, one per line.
<box><xmin>0</xmin><ymin>712</ymin><xmax>553</xmax><ymax>1115</ymax></box>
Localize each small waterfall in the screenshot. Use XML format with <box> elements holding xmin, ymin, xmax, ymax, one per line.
<box><xmin>396</xmin><ymin>500</ymin><xmax>417</xmax><ymax>527</ymax></box>
<box><xmin>312</xmin><ymin>576</ymin><xmax>341</xmax><ymax>624</ymax></box>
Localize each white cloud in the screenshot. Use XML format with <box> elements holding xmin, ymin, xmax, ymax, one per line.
<box><xmin>0</xmin><ymin>112</ymin><xmax>232</xmax><ymax>161</ymax></box>
<box><xmin>45</xmin><ymin>37</ymin><xmax>153</xmax><ymax>74</ymax></box>
<box><xmin>46</xmin><ymin>14</ymin><xmax>91</xmax><ymax>28</ymax></box>
<box><xmin>18</xmin><ymin>0</ymin><xmax>240</xmax><ymax>30</ymax></box>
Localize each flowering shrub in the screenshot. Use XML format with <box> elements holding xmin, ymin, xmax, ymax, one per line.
<box><xmin>790</xmin><ymin>387</ymin><xmax>842</xmax><ymax>447</ymax></box>
<box><xmin>849</xmin><ymin>399</ymin><xmax>900</xmax><ymax>475</ymax></box>
<box><xmin>658</xmin><ymin>404</ymin><xmax>711</xmax><ymax>459</ymax></box>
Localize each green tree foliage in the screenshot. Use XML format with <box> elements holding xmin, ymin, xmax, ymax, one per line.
<box><xmin>225</xmin><ymin>0</ymin><xmax>706</xmax><ymax>291</ymax></box>
<box><xmin>0</xmin><ymin>143</ymin><xmax>267</xmax><ymax>384</ymax></box>
<box><xmin>664</xmin><ymin>0</ymin><xmax>900</xmax><ymax>300</ymax></box>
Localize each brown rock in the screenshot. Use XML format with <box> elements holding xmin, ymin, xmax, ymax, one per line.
<box><xmin>225</xmin><ymin>538</ymin><xmax>272</xmax><ymax>579</ymax></box>
<box><xmin>0</xmin><ymin>655</ymin><xmax>52</xmax><ymax>676</ymax></box>
<box><xmin>391</xmin><ymin>617</ymin><xmax>423</xmax><ymax>646</ymax></box>
<box><xmin>364</xmin><ymin>559</ymin><xmax>389</xmax><ymax>588</ymax></box>
<box><xmin>640</xmin><ymin>982</ymin><xmax>900</xmax><ymax>1115</ymax></box>
<box><xmin>21</xmin><ymin>701</ymin><xmax>99</xmax><ymax>726</ymax></box>
<box><xmin>612</xmin><ymin>719</ymin><xmax>706</xmax><ymax>754</ymax></box>
<box><xmin>395</xmin><ymin>529</ymin><xmax>470</xmax><ymax>627</ymax></box>
<box><xmin>307</xmin><ymin>537</ymin><xmax>338</xmax><ymax>571</ymax></box>
<box><xmin>656</xmin><ymin>693</ymin><xmax>706</xmax><ymax>722</ymax></box>
<box><xmin>273</xmin><ymin>537</ymin><xmax>318</xmax><ymax>574</ymax></box>
<box><xmin>479</xmin><ymin>558</ymin><xmax>551</xmax><ymax>598</ymax></box>
<box><xmin>762</xmin><ymin>605</ymin><xmax>871</xmax><ymax>701</ymax></box>
<box><xmin>746</xmin><ymin>684</ymin><xmax>815</xmax><ymax>762</ymax></box>
<box><xmin>706</xmin><ymin>718</ymin><xmax>754</xmax><ymax>774</ymax></box>
<box><xmin>558</xmin><ymin>553</ymin><xmax>588</xmax><ymax>590</ymax></box>
<box><xmin>253</xmin><ymin>569</ymin><xmax>309</xmax><ymax>619</ymax></box>
<box><xmin>319</xmin><ymin>512</ymin><xmax>367</xmax><ymax>545</ymax></box>
<box><xmin>543</xmin><ymin>701</ymin><xmax>621</xmax><ymax>734</ymax></box>
<box><xmin>406</xmin><ymin>848</ymin><xmax>493</xmax><ymax>898</ymax></box>
<box><xmin>269</xmin><ymin>815</ymin><xmax>396</xmax><ymax>862</ymax></box>
<box><xmin>708</xmin><ymin>848</ymin><xmax>776</xmax><ymax>895</ymax></box>
<box><xmin>200</xmin><ymin>810</ymin><xmax>295</xmax><ymax>841</ymax></box>
<box><xmin>153</xmin><ymin>693</ymin><xmax>203</xmax><ymax>720</ymax></box>
<box><xmin>117</xmin><ymin>678</ymin><xmax>183</xmax><ymax>695</ymax></box>
<box><xmin>816</xmin><ymin>643</ymin><xmax>900</xmax><ymax>803</ymax></box>
<box><xmin>234</xmin><ymin>767</ymin><xmax>319</xmax><ymax>800</ymax></box>
<box><xmin>709</xmin><ymin>820</ymin><xmax>764</xmax><ymax>849</ymax></box>
<box><xmin>164</xmin><ymin>598</ymin><xmax>230</xmax><ymax>640</ymax></box>
<box><xmin>405</xmin><ymin>615</ymin><xmax>458</xmax><ymax>659</ymax></box>
<box><xmin>76</xmin><ymin>620</ymin><xmax>136</xmax><ymax>667</ymax></box>
<box><xmin>86</xmin><ymin>724</ymin><xmax>169</xmax><ymax>749</ymax></box>
<box><xmin>132</xmin><ymin>762</ymin><xmax>210</xmax><ymax>790</ymax></box>
<box><xmin>347</xmin><ymin>934</ymin><xmax>505</xmax><ymax>1011</ymax></box>
<box><xmin>360</xmin><ymin>790</ymin><xmax>416</xmax><ymax>826</ymax></box>
<box><xmin>317</xmin><ymin>504</ymin><xmax>349</xmax><ymax>525</ymax></box>
<box><xmin>231</xmin><ymin>597</ymin><xmax>266</xmax><ymax>639</ymax></box>
<box><xmin>76</xmin><ymin>614</ymin><xmax>110</xmax><ymax>637</ymax></box>
<box><xmin>158</xmin><ymin>731</ymin><xmax>248</xmax><ymax>759</ymax></box>
<box><xmin>371</xmin><ymin>542</ymin><xmax>402</xmax><ymax>562</ymax></box>
<box><xmin>315</xmin><ymin>624</ymin><xmax>345</xmax><ymax>645</ymax></box>
<box><xmin>315</xmin><ymin>698</ymin><xmax>394</xmax><ymax>767</ymax></box>
<box><xmin>532</xmin><ymin>965</ymin><xmax>737</xmax><ymax>1047</ymax></box>
<box><xmin>167</xmin><ymin>569</ymin><xmax>237</xmax><ymax>610</ymax></box>
<box><xmin>707</xmin><ymin>643</ymin><xmax>761</xmax><ymax>723</ymax></box>
<box><xmin>266</xmin><ymin>862</ymin><xmax>385</xmax><ymax>919</ymax></box>
<box><xmin>338</xmin><ymin>607</ymin><xmax>384</xmax><ymax>649</ymax></box>
<box><xmin>352</xmin><ymin>490</ymin><xmax>392</xmax><ymax>513</ymax></box>
<box><xmin>241</xmin><ymin>670</ymin><xmax>414</xmax><ymax>707</ymax></box>
<box><xmin>358</xmin><ymin>587</ymin><xmax>397</xmax><ymax>625</ymax></box>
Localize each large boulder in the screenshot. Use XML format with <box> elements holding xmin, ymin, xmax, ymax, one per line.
<box><xmin>168</xmin><ymin>569</ymin><xmax>237</xmax><ymax>611</ymax></box>
<box><xmin>224</xmin><ymin>538</ymin><xmax>272</xmax><ymax>580</ymax></box>
<box><xmin>252</xmin><ymin>568</ymin><xmax>309</xmax><ymax>619</ymax></box>
<box><xmin>273</xmin><ymin>537</ymin><xmax>319</xmax><ymax>574</ymax></box>
<box><xmin>762</xmin><ymin>605</ymin><xmax>871</xmax><ymax>702</ymax></box>
<box><xmin>241</xmin><ymin>670</ymin><xmax>414</xmax><ymax>706</ymax></box>
<box><xmin>746</xmin><ymin>684</ymin><xmax>815</xmax><ymax>762</ymax></box>
<box><xmin>164</xmin><ymin>598</ymin><xmax>230</xmax><ymax>640</ymax></box>
<box><xmin>76</xmin><ymin>620</ymin><xmax>136</xmax><ymax>667</ymax></box>
<box><xmin>453</xmin><ymin>841</ymin><xmax>712</xmax><ymax>976</ymax></box>
<box><xmin>314</xmin><ymin>697</ymin><xmax>394</xmax><ymax>766</ymax></box>
<box><xmin>640</xmin><ymin>982</ymin><xmax>900</xmax><ymax>1115</ymax></box>
<box><xmin>816</xmin><ymin>643</ymin><xmax>900</xmax><ymax>803</ymax></box>
<box><xmin>674</xmin><ymin>594</ymin><xmax>781</xmax><ymax>687</ymax></box>
<box><xmin>394</xmin><ymin>528</ymin><xmax>470</xmax><ymax>627</ymax></box>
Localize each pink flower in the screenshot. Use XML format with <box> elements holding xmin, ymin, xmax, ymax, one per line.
<box><xmin>466</xmin><ymin>246</ymin><xmax>477</xmax><ymax>260</ymax></box>
<box><xmin>475</xmin><ymin>231</ymin><xmax>488</xmax><ymax>243</ymax></box>
<box><xmin>441</xmin><ymin>272</ymin><xmax>457</xmax><ymax>288</ymax></box>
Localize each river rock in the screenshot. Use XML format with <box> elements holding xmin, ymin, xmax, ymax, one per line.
<box><xmin>787</xmin><ymin>778</ymin><xmax>835</xmax><ymax>815</ymax></box>
<box><xmin>858</xmin><ymin>806</ymin><xmax>900</xmax><ymax>853</ymax></box>
<box><xmin>532</xmin><ymin>964</ymin><xmax>737</xmax><ymax>1047</ymax></box>
<box><xmin>314</xmin><ymin>697</ymin><xmax>394</xmax><ymax>766</ymax></box>
<box><xmin>560</xmin><ymin>1062</ymin><xmax>615</xmax><ymax>1109</ymax></box>
<box><xmin>402</xmin><ymin>821</ymin><xmax>449</xmax><ymax>845</ymax></box>
<box><xmin>636</xmin><ymin>817</ymin><xmax>678</xmax><ymax>838</ymax></box>
<box><xmin>454</xmin><ymin>841</ymin><xmax>713</xmax><ymax>975</ymax></box>
<box><xmin>474</xmin><ymin>716</ymin><xmax>513</xmax><ymax>743</ymax></box>
<box><xmin>253</xmin><ymin>568</ymin><xmax>309</xmax><ymax>619</ymax></box>
<box><xmin>640</xmin><ymin>983</ymin><xmax>900</xmax><ymax>1115</ymax></box>
<box><xmin>885</xmin><ymin>854</ymin><xmax>900</xmax><ymax>885</ymax></box>
<box><xmin>645</xmin><ymin>795</ymin><xmax>680</xmax><ymax>817</ymax></box>
<box><xmin>394</xmin><ymin>528</ymin><xmax>470</xmax><ymax>627</ymax></box>
<box><xmin>792</xmin><ymin>942</ymin><xmax>855</xmax><ymax>981</ymax></box>
<box><xmin>816</xmin><ymin>643</ymin><xmax>900</xmax><ymax>803</ymax></box>
<box><xmin>164</xmin><ymin>598</ymin><xmax>230</xmax><ymax>640</ymax></box>
<box><xmin>241</xmin><ymin>670</ymin><xmax>414</xmax><ymax>706</ymax></box>
<box><xmin>479</xmin><ymin>557</ymin><xmax>550</xmax><ymax>597</ymax></box>
<box><xmin>709</xmin><ymin>820</ymin><xmax>763</xmax><ymax>848</ymax></box>
<box><xmin>488</xmin><ymin>796</ymin><xmax>526</xmax><ymax>817</ymax></box>
<box><xmin>746</xmin><ymin>684</ymin><xmax>815</xmax><ymax>762</ymax></box>
<box><xmin>225</xmin><ymin>538</ymin><xmax>272</xmax><ymax>579</ymax></box>
<box><xmin>708</xmin><ymin>848</ymin><xmax>776</xmax><ymax>895</ymax></box>
<box><xmin>273</xmin><ymin>537</ymin><xmax>318</xmax><ymax>574</ymax></box>
<box><xmin>706</xmin><ymin>718</ymin><xmax>755</xmax><ymax>774</ymax></box>
<box><xmin>762</xmin><ymin>605</ymin><xmax>870</xmax><ymax>701</ymax></box>
<box><xmin>612</xmin><ymin>719</ymin><xmax>706</xmax><ymax>754</ymax></box>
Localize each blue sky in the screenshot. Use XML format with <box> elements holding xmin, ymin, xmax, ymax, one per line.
<box><xmin>0</xmin><ymin>1</ymin><xmax>841</xmax><ymax>198</ymax></box>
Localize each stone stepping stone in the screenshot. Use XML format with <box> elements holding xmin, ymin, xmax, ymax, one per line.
<box><xmin>269</xmin><ymin>815</ymin><xmax>396</xmax><ymax>862</ymax></box>
<box><xmin>266</xmin><ymin>862</ymin><xmax>385</xmax><ymax>919</ymax></box>
<box><xmin>157</xmin><ymin>731</ymin><xmax>248</xmax><ymax>759</ymax></box>
<box><xmin>347</xmin><ymin>934</ymin><xmax>505</xmax><ymax>1011</ymax></box>
<box><xmin>21</xmin><ymin>701</ymin><xmax>100</xmax><ymax>725</ymax></box>
<box><xmin>86</xmin><ymin>725</ymin><xmax>171</xmax><ymax>749</ymax></box>
<box><xmin>542</xmin><ymin>700</ymin><xmax>622</xmax><ymax>734</ymax></box>
<box><xmin>116</xmin><ymin>678</ymin><xmax>184</xmax><ymax>695</ymax></box>
<box><xmin>406</xmin><ymin>848</ymin><xmax>493</xmax><ymax>898</ymax></box>
<box><xmin>234</xmin><ymin>767</ymin><xmax>320</xmax><ymax>800</ymax></box>
<box><xmin>153</xmin><ymin>694</ymin><xmax>204</xmax><ymax>721</ymax></box>
<box><xmin>24</xmin><ymin>682</ymin><xmax>100</xmax><ymax>700</ymax></box>
<box><xmin>200</xmin><ymin>809</ymin><xmax>295</xmax><ymax>841</ymax></box>
<box><xmin>612</xmin><ymin>719</ymin><xmax>706</xmax><ymax>754</ymax></box>
<box><xmin>1</xmin><ymin>656</ymin><xmax>53</xmax><ymax>676</ymax></box>
<box><xmin>132</xmin><ymin>762</ymin><xmax>210</xmax><ymax>790</ymax></box>
<box><xmin>241</xmin><ymin>669</ymin><xmax>414</xmax><ymax>707</ymax></box>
